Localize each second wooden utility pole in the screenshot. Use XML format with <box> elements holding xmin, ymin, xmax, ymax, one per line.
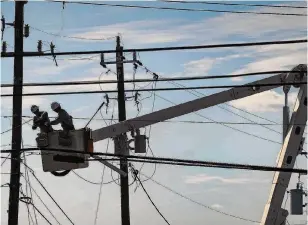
<box><xmin>8</xmin><ymin>1</ymin><xmax>26</xmax><ymax>225</ymax></box>
<box><xmin>116</xmin><ymin>36</ymin><xmax>131</xmax><ymax>225</ymax></box>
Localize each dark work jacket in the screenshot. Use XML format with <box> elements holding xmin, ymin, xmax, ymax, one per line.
<box><xmin>33</xmin><ymin>111</ymin><xmax>53</xmax><ymax>133</ymax></box>
<box><xmin>50</xmin><ymin>108</ymin><xmax>75</xmax><ymax>131</ymax></box>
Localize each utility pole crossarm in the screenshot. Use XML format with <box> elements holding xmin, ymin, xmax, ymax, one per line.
<box><xmin>92</xmin><ymin>65</ymin><xmax>305</xmax><ymax>143</ymax></box>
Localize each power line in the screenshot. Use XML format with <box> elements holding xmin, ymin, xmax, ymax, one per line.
<box><xmin>72</xmin><ymin>171</ymin><xmax>117</xmax><ymax>185</ymax></box>
<box><xmin>19</xmin><ymin>194</ymin><xmax>53</xmax><ymax>225</ymax></box>
<box><xmin>2</xmin><ymin>39</ymin><xmax>306</xmax><ymax>57</ymax></box>
<box><xmin>1</xmin><ymin>81</ymin><xmax>306</xmax><ymax>97</ymax></box>
<box><xmin>136</xmin><ymin>61</ymin><xmax>284</xmax><ymax>137</ymax></box>
<box><xmin>1</xmin><ymin>148</ymin><xmax>307</xmax><ymax>174</ymax></box>
<box><xmin>103</xmin><ymin>158</ymin><xmax>308</xmax><ymax>174</ymax></box>
<box><xmin>48</xmin><ymin>0</ymin><xmax>307</xmax><ymax>16</ymax></box>
<box><xmin>154</xmin><ymin>93</ymin><xmax>284</xmax><ymax>145</ymax></box>
<box><xmin>1</xmin><ymin>153</ymin><xmax>11</xmax><ymax>166</ymax></box>
<box><xmin>130</xmin><ymin>166</ymin><xmax>171</xmax><ymax>225</ymax></box>
<box><xmin>0</xmin><ymin>70</ymin><xmax>293</xmax><ymax>87</ymax></box>
<box><xmin>2</xmin><ymin>115</ymin><xmax>306</xmax><ymax>126</ymax></box>
<box><xmin>21</xmin><ymin>174</ymin><xmax>62</xmax><ymax>225</ymax></box>
<box><xmin>1</xmin><ymin>118</ymin><xmax>33</xmax><ymax>134</ymax></box>
<box><xmin>30</xmin><ymin>26</ymin><xmax>116</xmax><ymax>41</ymax></box>
<box><xmin>129</xmin><ymin>62</ymin><xmax>305</xmax><ymax>145</ymax></box>
<box><xmin>159</xmin><ymin>73</ymin><xmax>308</xmax><ymax>137</ymax></box>
<box><xmin>28</xmin><ymin>169</ymin><xmax>75</xmax><ymax>225</ymax></box>
<box><xmin>141</xmin><ymin>172</ymin><xmax>260</xmax><ymax>223</ymax></box>
<box><xmin>158</xmin><ymin>72</ymin><xmax>284</xmax><ymax>135</ymax></box>
<box><xmin>22</xmin><ymin>141</ymin><xmax>39</xmax><ymax>225</ymax></box>
<box><xmin>94</xmin><ymin>161</ymin><xmax>107</xmax><ymax>225</ymax></box>
<box><xmin>160</xmin><ymin>0</ymin><xmax>307</xmax><ymax>9</ymax></box>
<box><xmin>0</xmin><ymin>114</ymin><xmax>289</xmax><ymax>146</ymax></box>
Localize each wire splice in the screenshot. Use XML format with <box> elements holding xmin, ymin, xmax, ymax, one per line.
<box><xmin>2</xmin><ymin>41</ymin><xmax>7</xmax><ymax>53</ymax></box>
<box><xmin>24</xmin><ymin>24</ymin><xmax>29</xmax><ymax>38</ymax></box>
<box><xmin>153</xmin><ymin>72</ymin><xmax>159</xmax><ymax>81</ymax></box>
<box><xmin>50</xmin><ymin>42</ymin><xmax>58</xmax><ymax>66</ymax></box>
<box><xmin>104</xmin><ymin>94</ymin><xmax>110</xmax><ymax>114</ymax></box>
<box><xmin>37</xmin><ymin>40</ymin><xmax>43</xmax><ymax>53</ymax></box>
<box><xmin>1</xmin><ymin>15</ymin><xmax>5</xmax><ymax>40</ymax></box>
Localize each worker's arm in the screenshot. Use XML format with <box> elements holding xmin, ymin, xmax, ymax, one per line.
<box><xmin>32</xmin><ymin>117</ymin><xmax>38</xmax><ymax>130</ymax></box>
<box><xmin>50</xmin><ymin>116</ymin><xmax>61</xmax><ymax>125</ymax></box>
<box><xmin>36</xmin><ymin>112</ymin><xmax>47</xmax><ymax>122</ymax></box>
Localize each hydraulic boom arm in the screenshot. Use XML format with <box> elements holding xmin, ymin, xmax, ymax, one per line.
<box><xmin>92</xmin><ymin>64</ymin><xmax>306</xmax><ymax>142</ymax></box>
<box><xmin>260</xmin><ymin>69</ymin><xmax>307</xmax><ymax>225</ymax></box>
<box><xmin>91</xmin><ymin>64</ymin><xmax>306</xmax><ymax>224</ymax></box>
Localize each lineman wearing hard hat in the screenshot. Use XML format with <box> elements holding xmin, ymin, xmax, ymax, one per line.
<box><xmin>50</xmin><ymin>102</ymin><xmax>75</xmax><ymax>133</ymax></box>
<box><xmin>31</xmin><ymin>105</ymin><xmax>53</xmax><ymax>133</ymax></box>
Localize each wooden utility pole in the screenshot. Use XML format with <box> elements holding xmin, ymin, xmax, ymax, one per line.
<box><xmin>116</xmin><ymin>36</ymin><xmax>130</xmax><ymax>225</ymax></box>
<box><xmin>8</xmin><ymin>1</ymin><xmax>26</xmax><ymax>225</ymax></box>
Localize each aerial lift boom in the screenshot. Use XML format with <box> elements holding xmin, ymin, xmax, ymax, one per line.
<box><xmin>91</xmin><ymin>64</ymin><xmax>307</xmax><ymax>224</ymax></box>
<box><xmin>92</xmin><ymin>64</ymin><xmax>306</xmax><ymax>142</ymax></box>
<box><xmin>260</xmin><ymin>67</ymin><xmax>307</xmax><ymax>225</ymax></box>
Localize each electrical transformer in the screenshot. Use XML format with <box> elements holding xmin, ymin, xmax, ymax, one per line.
<box><xmin>290</xmin><ymin>188</ymin><xmax>304</xmax><ymax>215</ymax></box>
<box><xmin>134</xmin><ymin>135</ymin><xmax>146</xmax><ymax>153</ymax></box>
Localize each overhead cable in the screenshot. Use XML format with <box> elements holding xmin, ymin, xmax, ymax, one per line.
<box><xmin>30</xmin><ymin>26</ymin><xmax>116</xmax><ymax>41</ymax></box>
<box><xmin>131</xmin><ymin>166</ymin><xmax>171</xmax><ymax>225</ymax></box>
<box><xmin>160</xmin><ymin>0</ymin><xmax>307</xmax><ymax>9</ymax></box>
<box><xmin>1</xmin><ymin>81</ymin><xmax>306</xmax><ymax>97</ymax></box>
<box><xmin>141</xmin><ymin>173</ymin><xmax>260</xmax><ymax>223</ymax></box>
<box><xmin>135</xmin><ymin>60</ymin><xmax>302</xmax><ymax>138</ymax></box>
<box><xmin>28</xmin><ymin>169</ymin><xmax>75</xmax><ymax>225</ymax></box>
<box><xmin>1</xmin><ymin>119</ymin><xmax>33</xmax><ymax>134</ymax></box>
<box><xmin>159</xmin><ymin>73</ymin><xmax>283</xmax><ymax>135</ymax></box>
<box><xmin>2</xmin><ymin>39</ymin><xmax>306</xmax><ymax>57</ymax></box>
<box><xmin>0</xmin><ymin>70</ymin><xmax>294</xmax><ymax>87</ymax></box>
<box><xmin>22</xmin><ymin>174</ymin><xmax>62</xmax><ymax>225</ymax></box>
<box><xmin>22</xmin><ymin>139</ymin><xmax>39</xmax><ymax>225</ymax></box>
<box><xmin>72</xmin><ymin>171</ymin><xmax>117</xmax><ymax>185</ymax></box>
<box><xmin>19</xmin><ymin>194</ymin><xmax>53</xmax><ymax>225</ymax></box>
<box><xmin>1</xmin><ymin>148</ymin><xmax>307</xmax><ymax>174</ymax></box>
<box><xmin>48</xmin><ymin>0</ymin><xmax>307</xmax><ymax>16</ymax></box>
<box><xmin>3</xmin><ymin>115</ymin><xmax>306</xmax><ymax>126</ymax></box>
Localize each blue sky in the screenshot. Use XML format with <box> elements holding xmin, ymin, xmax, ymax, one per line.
<box><xmin>1</xmin><ymin>1</ymin><xmax>307</xmax><ymax>225</ymax></box>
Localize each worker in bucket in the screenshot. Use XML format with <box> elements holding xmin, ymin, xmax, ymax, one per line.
<box><xmin>49</xmin><ymin>102</ymin><xmax>75</xmax><ymax>134</ymax></box>
<box><xmin>31</xmin><ymin>105</ymin><xmax>53</xmax><ymax>133</ymax></box>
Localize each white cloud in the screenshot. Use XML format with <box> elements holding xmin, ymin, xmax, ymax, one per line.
<box><xmin>1</xmin><ymin>87</ymin><xmax>49</xmax><ymax>111</ymax></box>
<box><xmin>184</xmin><ymin>174</ymin><xmax>267</xmax><ymax>184</ymax></box>
<box><xmin>229</xmin><ymin>90</ymin><xmax>298</xmax><ymax>113</ymax></box>
<box><xmin>70</xmin><ymin>19</ymin><xmax>192</xmax><ymax>45</ymax></box>
<box><xmin>228</xmin><ymin>41</ymin><xmax>307</xmax><ymax>82</ymax></box>
<box><xmin>183</xmin><ymin>58</ymin><xmax>216</xmax><ymax>76</ymax></box>
<box><xmin>231</xmin><ymin>51</ymin><xmax>307</xmax><ymax>76</ymax></box>
<box><xmin>211</xmin><ymin>204</ymin><xmax>223</xmax><ymax>209</ymax></box>
<box><xmin>69</xmin><ymin>5</ymin><xmax>306</xmax><ymax>46</ymax></box>
<box><xmin>24</xmin><ymin>57</ymin><xmax>97</xmax><ymax>77</ymax></box>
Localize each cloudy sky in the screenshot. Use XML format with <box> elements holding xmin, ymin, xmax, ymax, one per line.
<box><xmin>1</xmin><ymin>1</ymin><xmax>307</xmax><ymax>225</ymax></box>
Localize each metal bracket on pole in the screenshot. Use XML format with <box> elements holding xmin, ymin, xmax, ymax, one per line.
<box><xmin>91</xmin><ymin>155</ymin><xmax>128</xmax><ymax>177</ymax></box>
<box><xmin>100</xmin><ymin>51</ymin><xmax>137</xmax><ymax>65</ymax></box>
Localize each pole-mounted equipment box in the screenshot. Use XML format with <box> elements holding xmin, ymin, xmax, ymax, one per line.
<box><xmin>290</xmin><ymin>188</ymin><xmax>304</xmax><ymax>215</ymax></box>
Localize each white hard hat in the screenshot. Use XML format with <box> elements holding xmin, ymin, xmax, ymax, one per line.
<box><xmin>31</xmin><ymin>105</ymin><xmax>39</xmax><ymax>113</ymax></box>
<box><xmin>51</xmin><ymin>102</ymin><xmax>60</xmax><ymax>110</ymax></box>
